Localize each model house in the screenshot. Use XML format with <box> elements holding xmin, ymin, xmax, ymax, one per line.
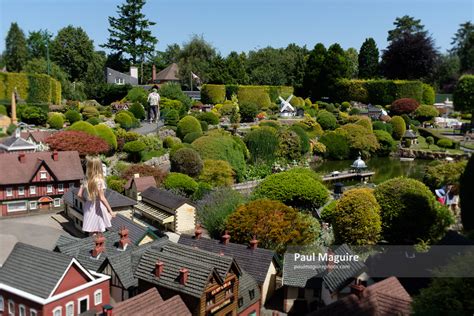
<box><xmin>106</xmin><ymin>66</ymin><xmax>139</xmax><ymax>85</ymax></box>
<box><xmin>134</xmin><ymin>187</ymin><xmax>196</xmax><ymax>234</ymax></box>
<box><xmin>179</xmin><ymin>229</ymin><xmax>280</xmax><ymax>304</ymax></box>
<box><xmin>0</xmin><ymin>151</ymin><xmax>83</xmax><ymax>217</ymax></box>
<box><xmin>63</xmin><ymin>187</ymin><xmax>137</xmax><ymax>232</ymax></box>
<box><xmin>154</xmin><ymin>63</ymin><xmax>180</xmax><ymax>85</ymax></box>
<box><xmin>0</xmin><ymin>242</ymin><xmax>110</xmax><ymax>316</ymax></box>
<box><xmin>110</xmin><ymin>213</ymin><xmax>162</xmax><ymax>246</ymax></box>
<box><xmin>21</xmin><ymin>130</ymin><xmax>56</xmax><ymax>151</ymax></box>
<box><xmin>123</xmin><ymin>174</ymin><xmax>157</xmax><ymax>201</ymax></box>
<box><xmin>282</xmin><ymin>244</ymin><xmax>370</xmax><ymax>315</ymax></box>
<box><xmin>0</xmin><ymin>128</ymin><xmax>37</xmax><ymax>153</ymax></box>
<box><xmin>134</xmin><ymin>241</ymin><xmax>244</xmax><ymax>316</ymax></box>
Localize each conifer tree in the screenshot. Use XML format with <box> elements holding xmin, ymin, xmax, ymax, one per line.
<box><xmin>358</xmin><ymin>38</ymin><xmax>379</xmax><ymax>78</ymax></box>
<box><xmin>5</xmin><ymin>22</ymin><xmax>28</xmax><ymax>72</ymax></box>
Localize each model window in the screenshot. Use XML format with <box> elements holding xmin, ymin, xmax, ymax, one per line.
<box><xmin>7</xmin><ymin>201</ymin><xmax>27</xmax><ymax>212</ymax></box>
<box><xmin>30</xmin><ymin>186</ymin><xmax>36</xmax><ymax>195</ymax></box>
<box><xmin>18</xmin><ymin>186</ymin><xmax>25</xmax><ymax>195</ymax></box>
<box><xmin>8</xmin><ymin>300</ymin><xmax>14</xmax><ymax>316</ymax></box>
<box><xmin>66</xmin><ymin>302</ymin><xmax>74</xmax><ymax>316</ymax></box>
<box><xmin>30</xmin><ymin>201</ymin><xmax>38</xmax><ymax>210</ymax></box>
<box><xmin>78</xmin><ymin>296</ymin><xmax>88</xmax><ymax>314</ymax></box>
<box><xmin>19</xmin><ymin>304</ymin><xmax>26</xmax><ymax>316</ymax></box>
<box><xmin>40</xmin><ymin>171</ymin><xmax>47</xmax><ymax>179</ymax></box>
<box><xmin>54</xmin><ymin>198</ymin><xmax>61</xmax><ymax>207</ymax></box>
<box><xmin>0</xmin><ymin>295</ymin><xmax>3</xmax><ymax>311</ymax></box>
<box><xmin>238</xmin><ymin>297</ymin><xmax>243</xmax><ymax>308</ymax></box>
<box><xmin>30</xmin><ymin>309</ymin><xmax>38</xmax><ymax>316</ymax></box>
<box><xmin>58</xmin><ymin>184</ymin><xmax>64</xmax><ymax>192</ymax></box>
<box><xmin>53</xmin><ymin>306</ymin><xmax>62</xmax><ymax>316</ymax></box>
<box><xmin>94</xmin><ymin>289</ymin><xmax>102</xmax><ymax>305</ymax></box>
<box><xmin>47</xmin><ymin>184</ymin><xmax>53</xmax><ymax>193</ymax></box>
<box><xmin>6</xmin><ymin>187</ymin><xmax>13</xmax><ymax>197</ymax></box>
<box><xmin>249</xmin><ymin>289</ymin><xmax>255</xmax><ymax>300</ymax></box>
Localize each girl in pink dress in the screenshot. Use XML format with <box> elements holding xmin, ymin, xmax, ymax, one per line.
<box><xmin>78</xmin><ymin>157</ymin><xmax>116</xmax><ymax>235</ymax></box>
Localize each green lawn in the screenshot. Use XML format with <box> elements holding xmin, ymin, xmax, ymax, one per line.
<box><xmin>412</xmin><ymin>136</ymin><xmax>464</xmax><ymax>154</ymax></box>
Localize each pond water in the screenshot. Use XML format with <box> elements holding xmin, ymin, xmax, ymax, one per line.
<box><xmin>312</xmin><ymin>157</ymin><xmax>432</xmax><ymax>186</ymax></box>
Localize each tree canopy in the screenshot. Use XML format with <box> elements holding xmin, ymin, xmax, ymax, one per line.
<box><xmin>358</xmin><ymin>38</ymin><xmax>379</xmax><ymax>78</ymax></box>
<box><xmin>5</xmin><ymin>22</ymin><xmax>28</xmax><ymax>72</ymax></box>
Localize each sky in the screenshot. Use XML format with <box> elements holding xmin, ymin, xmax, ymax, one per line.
<box><xmin>0</xmin><ymin>0</ymin><xmax>473</xmax><ymax>56</ymax></box>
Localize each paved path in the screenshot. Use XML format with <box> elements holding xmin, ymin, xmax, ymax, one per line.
<box><xmin>0</xmin><ymin>213</ymin><xmax>71</xmax><ymax>265</ymax></box>
<box><xmin>132</xmin><ymin>121</ymin><xmax>164</xmax><ymax>135</ymax></box>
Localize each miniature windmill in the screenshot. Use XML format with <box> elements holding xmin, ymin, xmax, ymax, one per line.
<box><xmin>278</xmin><ymin>95</ymin><xmax>296</xmax><ymax>117</ymax></box>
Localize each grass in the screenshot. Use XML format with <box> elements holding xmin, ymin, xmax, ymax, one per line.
<box><xmin>140</xmin><ymin>148</ymin><xmax>167</xmax><ymax>162</ymax></box>
<box><xmin>412</xmin><ymin>136</ymin><xmax>464</xmax><ymax>154</ymax></box>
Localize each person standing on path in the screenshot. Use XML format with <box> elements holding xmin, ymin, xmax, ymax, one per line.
<box><xmin>147</xmin><ymin>88</ymin><xmax>161</xmax><ymax>123</ymax></box>
<box><xmin>78</xmin><ymin>156</ymin><xmax>116</xmax><ymax>236</ymax></box>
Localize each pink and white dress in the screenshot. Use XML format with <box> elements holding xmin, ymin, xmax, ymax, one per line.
<box><xmin>82</xmin><ymin>179</ymin><xmax>112</xmax><ymax>233</ymax></box>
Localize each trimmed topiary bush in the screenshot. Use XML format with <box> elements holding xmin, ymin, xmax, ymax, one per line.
<box><xmin>333</xmin><ymin>188</ymin><xmax>382</xmax><ymax>245</ymax></box>
<box><xmin>244</xmin><ymin>126</ymin><xmax>279</xmax><ymax>163</ymax></box>
<box><xmin>81</xmin><ymin>106</ymin><xmax>100</xmax><ymax>119</ymax></box>
<box><xmin>422</xmin><ymin>83</ymin><xmax>435</xmax><ymax>105</ymax></box>
<box><xmin>94</xmin><ymin>123</ymin><xmax>117</xmax><ymax>150</ymax></box>
<box><xmin>200</xmin><ymin>120</ymin><xmax>208</xmax><ymax>132</ymax></box>
<box><xmin>201</xmin><ymin>84</ymin><xmax>226</xmax><ymax>104</ymax></box>
<box><xmin>239</xmin><ymin>102</ymin><xmax>258</xmax><ymax>123</ymax></box>
<box><xmin>45</xmin><ymin>131</ymin><xmax>109</xmax><ymax>156</ymax></box>
<box><xmin>336</xmin><ymin>123</ymin><xmax>380</xmax><ymax>157</ymax></box>
<box><xmin>115</xmin><ymin>112</ymin><xmax>134</xmax><ymax>130</ymax></box>
<box><xmin>67</xmin><ymin>121</ymin><xmax>96</xmax><ymax>135</ymax></box>
<box><xmin>390</xmin><ymin>98</ymin><xmax>420</xmax><ymax>115</ymax></box>
<box><xmin>374</xmin><ymin>130</ymin><xmax>395</xmax><ymax>156</ymax></box>
<box><xmin>164</xmin><ymin>109</ymin><xmax>179</xmax><ymax>126</ymax></box>
<box><xmin>163</xmin><ymin>172</ymin><xmax>199</xmax><ymax>196</ymax></box>
<box><xmin>253</xmin><ymin>168</ymin><xmax>329</xmax><ymax>210</ymax></box>
<box><xmin>177</xmin><ymin>115</ymin><xmax>202</xmax><ymax>139</ymax></box>
<box><xmin>197</xmin><ymin>112</ymin><xmax>219</xmax><ymax>125</ymax></box>
<box><xmin>163</xmin><ymin>136</ymin><xmax>181</xmax><ymax>148</ymax></box>
<box><xmin>183</xmin><ymin>131</ymin><xmax>203</xmax><ymax>144</ymax></box>
<box><xmin>437</xmin><ymin>138</ymin><xmax>453</xmax><ymax>148</ymax></box>
<box><xmin>390</xmin><ymin>116</ymin><xmax>406</xmax><ymax>140</ymax></box>
<box><xmin>374</xmin><ymin>177</ymin><xmax>454</xmax><ymax>243</ymax></box>
<box><xmin>414</xmin><ymin>105</ymin><xmax>438</xmax><ymax>122</ymax></box>
<box><xmin>277</xmin><ymin>129</ymin><xmax>302</xmax><ymax>161</ymax></box>
<box><xmin>129</xmin><ymin>102</ymin><xmax>146</xmax><ymax>120</ymax></box>
<box><xmin>47</xmin><ymin>113</ymin><xmax>64</xmax><ymax>130</ymax></box>
<box><xmin>372</xmin><ymin>121</ymin><xmax>393</xmax><ymax>134</ymax></box>
<box><xmin>86</xmin><ymin>117</ymin><xmax>102</xmax><ymax>126</ymax></box>
<box><xmin>319</xmin><ymin>131</ymin><xmax>350</xmax><ymax>160</ymax></box>
<box><xmin>170</xmin><ymin>147</ymin><xmax>203</xmax><ymax>177</ymax></box>
<box><xmin>317</xmin><ymin>110</ymin><xmax>337</xmax><ymax>130</ymax></box>
<box><xmin>65</xmin><ymin>109</ymin><xmax>82</xmax><ymax>124</ymax></box>
<box><xmin>123</xmin><ymin>140</ymin><xmax>146</xmax><ymax>162</ymax></box>
<box><xmin>199</xmin><ymin>159</ymin><xmax>235</xmax><ymax>187</ymax></box>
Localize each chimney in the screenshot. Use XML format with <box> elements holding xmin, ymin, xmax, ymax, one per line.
<box><xmin>11</xmin><ymin>90</ymin><xmax>17</xmax><ymax>125</ymax></box>
<box><xmin>130</xmin><ymin>66</ymin><xmax>138</xmax><ymax>79</ymax></box>
<box><xmin>221</xmin><ymin>230</ymin><xmax>230</xmax><ymax>245</ymax></box>
<box><xmin>179</xmin><ymin>268</ymin><xmax>189</xmax><ymax>285</ymax></box>
<box><xmin>152</xmin><ymin>64</ymin><xmax>157</xmax><ymax>82</ymax></box>
<box><xmin>15</xmin><ymin>128</ymin><xmax>21</xmax><ymax>138</ymax></box>
<box><xmin>155</xmin><ymin>261</ymin><xmax>164</xmax><ymax>278</ymax></box>
<box><xmin>194</xmin><ymin>224</ymin><xmax>202</xmax><ymax>239</ymax></box>
<box><xmin>326</xmin><ymin>248</ymin><xmax>335</xmax><ymax>272</ymax></box>
<box><xmin>118</xmin><ymin>226</ymin><xmax>131</xmax><ymax>250</ymax></box>
<box><xmin>134</xmin><ymin>173</ymin><xmax>140</xmax><ymax>178</ymax></box>
<box><xmin>249</xmin><ymin>236</ymin><xmax>258</xmax><ymax>250</ymax></box>
<box><xmin>18</xmin><ymin>153</ymin><xmax>26</xmax><ymax>163</ymax></box>
<box><xmin>52</xmin><ymin>151</ymin><xmax>59</xmax><ymax>161</ymax></box>
<box><xmin>102</xmin><ymin>305</ymin><xmax>113</xmax><ymax>316</ymax></box>
<box><xmin>350</xmin><ymin>283</ymin><xmax>365</xmax><ymax>299</ymax></box>
<box><xmin>92</xmin><ymin>233</ymin><xmax>106</xmax><ymax>258</ymax></box>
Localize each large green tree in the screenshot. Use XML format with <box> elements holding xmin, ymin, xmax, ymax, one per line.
<box><xmin>433</xmin><ymin>54</ymin><xmax>460</xmax><ymax>92</ymax></box>
<box><xmin>247</xmin><ymin>46</ymin><xmax>287</xmax><ymax>85</ymax></box>
<box><xmin>4</xmin><ymin>22</ymin><xmax>28</xmax><ymax>72</ymax></box>
<box><xmin>27</xmin><ymin>29</ymin><xmax>52</xmax><ymax>59</ymax></box>
<box><xmin>50</xmin><ymin>25</ymin><xmax>94</xmax><ymax>81</ymax></box>
<box><xmin>225</xmin><ymin>51</ymin><xmax>249</xmax><ymax>85</ymax></box>
<box><xmin>345</xmin><ymin>47</ymin><xmax>359</xmax><ymax>79</ymax></box>
<box><xmin>178</xmin><ymin>35</ymin><xmax>217</xmax><ymax>88</ymax></box>
<box><xmin>102</xmin><ymin>0</ymin><xmax>157</xmax><ymax>65</ymax></box>
<box><xmin>303</xmin><ymin>43</ymin><xmax>327</xmax><ymax>100</ymax></box>
<box><xmin>358</xmin><ymin>38</ymin><xmax>379</xmax><ymax>78</ymax></box>
<box><xmin>325</xmin><ymin>43</ymin><xmax>350</xmax><ymax>99</ymax></box>
<box><xmin>454</xmin><ymin>75</ymin><xmax>474</xmax><ymax>121</ymax></box>
<box><xmin>387</xmin><ymin>15</ymin><xmax>427</xmax><ymax>42</ymax></box>
<box><xmin>451</xmin><ymin>22</ymin><xmax>474</xmax><ymax>73</ymax></box>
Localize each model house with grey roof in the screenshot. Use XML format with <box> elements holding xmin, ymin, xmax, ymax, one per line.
<box><xmin>282</xmin><ymin>244</ymin><xmax>370</xmax><ymax>315</ymax></box>
<box><xmin>0</xmin><ymin>243</ymin><xmax>110</xmax><ymax>316</ymax></box>
<box><xmin>179</xmin><ymin>229</ymin><xmax>279</xmax><ymax>304</ymax></box>
<box><xmin>0</xmin><ymin>128</ymin><xmax>37</xmax><ymax>153</ymax></box>
<box><xmin>123</xmin><ymin>173</ymin><xmax>157</xmax><ymax>201</ymax></box>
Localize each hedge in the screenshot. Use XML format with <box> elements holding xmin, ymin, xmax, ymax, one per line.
<box><xmin>201</xmin><ymin>84</ymin><xmax>226</xmax><ymax>104</ymax></box>
<box><xmin>422</xmin><ymin>83</ymin><xmax>435</xmax><ymax>105</ymax></box>
<box><xmin>418</xmin><ymin>127</ymin><xmax>459</xmax><ymax>149</ymax></box>
<box><xmin>0</xmin><ymin>72</ymin><xmax>61</xmax><ymax>104</ymax></box>
<box><xmin>334</xmin><ymin>78</ymin><xmax>428</xmax><ymax>104</ymax></box>
<box><xmin>94</xmin><ymin>123</ymin><xmax>118</xmax><ymax>150</ymax></box>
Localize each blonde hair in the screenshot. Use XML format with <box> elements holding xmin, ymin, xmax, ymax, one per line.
<box><xmin>85</xmin><ymin>156</ymin><xmax>104</xmax><ymax>201</ymax></box>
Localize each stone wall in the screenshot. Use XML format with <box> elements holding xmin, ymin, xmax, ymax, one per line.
<box><xmin>399</xmin><ymin>148</ymin><xmax>468</xmax><ymax>160</ymax></box>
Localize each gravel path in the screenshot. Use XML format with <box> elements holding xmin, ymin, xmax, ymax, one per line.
<box><xmin>132</xmin><ymin>121</ymin><xmax>164</xmax><ymax>135</ymax></box>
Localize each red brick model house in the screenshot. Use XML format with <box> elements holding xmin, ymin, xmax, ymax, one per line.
<box><xmin>0</xmin><ymin>243</ymin><xmax>110</xmax><ymax>316</ymax></box>
<box><xmin>0</xmin><ymin>151</ymin><xmax>84</xmax><ymax>217</ymax></box>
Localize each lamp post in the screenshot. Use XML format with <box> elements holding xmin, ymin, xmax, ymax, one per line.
<box><xmin>46</xmin><ymin>33</ymin><xmax>51</xmax><ymax>76</ymax></box>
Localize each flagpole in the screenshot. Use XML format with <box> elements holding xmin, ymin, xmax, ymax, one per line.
<box><xmin>190</xmin><ymin>72</ymin><xmax>193</xmax><ymax>91</ymax></box>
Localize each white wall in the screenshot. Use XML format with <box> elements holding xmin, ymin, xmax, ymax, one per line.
<box><xmin>175</xmin><ymin>203</ymin><xmax>195</xmax><ymax>233</ymax></box>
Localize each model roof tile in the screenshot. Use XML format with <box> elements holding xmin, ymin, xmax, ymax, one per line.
<box><xmin>140</xmin><ymin>186</ymin><xmax>190</xmax><ymax>213</ymax></box>
<box><xmin>0</xmin><ymin>151</ymin><xmax>83</xmax><ymax>185</ymax></box>
<box><xmin>155</xmin><ymin>63</ymin><xmax>180</xmax><ymax>81</ymax></box>
<box><xmin>124</xmin><ymin>176</ymin><xmax>157</xmax><ymax>192</ymax></box>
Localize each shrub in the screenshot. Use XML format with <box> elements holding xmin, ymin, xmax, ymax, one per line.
<box><xmin>125</xmin><ymin>87</ymin><xmax>148</xmax><ymax>105</ymax></box>
<box><xmin>437</xmin><ymin>138</ymin><xmax>453</xmax><ymax>148</ymax></box>
<box><xmin>200</xmin><ymin>120</ymin><xmax>208</xmax><ymax>132</ymax></box>
<box><xmin>418</xmin><ymin>127</ymin><xmax>459</xmax><ymax>149</ymax></box>
<box><xmin>201</xmin><ymin>84</ymin><xmax>226</xmax><ymax>104</ymax></box>
<box><xmin>183</xmin><ymin>131</ymin><xmax>203</xmax><ymax>144</ymax></box>
<box><xmin>422</xmin><ymin>83</ymin><xmax>435</xmax><ymax>105</ymax></box>
<box><xmin>243</xmin><ymin>163</ymin><xmax>273</xmax><ymax>181</ymax></box>
<box><xmin>253</xmin><ymin>168</ymin><xmax>329</xmax><ymax>210</ymax></box>
<box><xmin>226</xmin><ymin>199</ymin><xmax>320</xmax><ymax>253</ymax></box>
<box><xmin>372</xmin><ymin>121</ymin><xmax>393</xmax><ymax>134</ymax></box>
<box><xmin>453</xmin><ymin>75</ymin><xmax>474</xmax><ymax>114</ymax></box>
<box><xmin>67</xmin><ymin>121</ymin><xmax>96</xmax><ymax>135</ymax></box>
<box><xmin>121</xmin><ymin>164</ymin><xmax>167</xmax><ymax>185</ymax></box>
<box><xmin>317</xmin><ymin>110</ymin><xmax>337</xmax><ymax>130</ymax></box>
<box><xmin>18</xmin><ymin>105</ymin><xmax>48</xmax><ymax>125</ymax></box>
<box><xmin>87</xmin><ymin>117</ymin><xmax>102</xmax><ymax>126</ymax></box>
<box><xmin>106</xmin><ymin>175</ymin><xmax>126</xmax><ymax>194</ymax></box>
<box><xmin>197</xmin><ymin>112</ymin><xmax>219</xmax><ymax>125</ymax></box>
<box><xmin>114</xmin><ymin>112</ymin><xmax>133</xmax><ymax>130</ymax></box>
<box><xmin>65</xmin><ymin>109</ymin><xmax>82</xmax><ymax>124</ymax></box>
<box><xmin>197</xmin><ymin>188</ymin><xmax>245</xmax><ymax>239</ymax></box>
<box><xmin>81</xmin><ymin>106</ymin><xmax>100</xmax><ymax>119</ymax></box>
<box><xmin>426</xmin><ymin>136</ymin><xmax>434</xmax><ymax>147</ymax></box>
<box><xmin>199</xmin><ymin>159</ymin><xmax>235</xmax><ymax>187</ymax></box>
<box><xmin>164</xmin><ymin>109</ymin><xmax>179</xmax><ymax>126</ymax></box>
<box><xmin>460</xmin><ymin>155</ymin><xmax>474</xmax><ymax>231</ymax></box>
<box><xmin>45</xmin><ymin>131</ymin><xmax>109</xmax><ymax>156</ymax></box>
<box><xmin>170</xmin><ymin>147</ymin><xmax>203</xmax><ymax>177</ymax></box>
<box><xmin>123</xmin><ymin>140</ymin><xmax>146</xmax><ymax>162</ymax></box>
<box><xmin>139</xmin><ymin>134</ymin><xmax>162</xmax><ymax>152</ymax></box>
<box><xmin>129</xmin><ymin>102</ymin><xmax>146</xmax><ymax>120</ymax></box>
<box><xmin>355</xmin><ymin>116</ymin><xmax>373</xmax><ymax>131</ymax></box>
<box><xmin>333</xmin><ymin>79</ymin><xmax>369</xmax><ymax>103</ymax></box>
<box><xmin>374</xmin><ymin>177</ymin><xmax>454</xmax><ymax>243</ymax></box>
<box><xmin>390</xmin><ymin>98</ymin><xmax>420</xmax><ymax>115</ymax></box>
<box><xmin>289</xmin><ymin>124</ymin><xmax>310</xmax><ymax>154</ymax></box>
<box><xmin>163</xmin><ymin>136</ymin><xmax>181</xmax><ymax>148</ymax></box>
<box><xmin>239</xmin><ymin>102</ymin><xmax>258</xmax><ymax>123</ymax></box>
<box><xmin>159</xmin><ymin>82</ymin><xmax>193</xmax><ymax>112</ymax></box>
<box><xmin>0</xmin><ymin>72</ymin><xmax>61</xmax><ymax>104</ymax></box>
<box><xmin>414</xmin><ymin>105</ymin><xmax>439</xmax><ymax>122</ymax></box>
<box><xmin>336</xmin><ymin>124</ymin><xmax>380</xmax><ymax>157</ymax></box>
<box><xmin>320</xmin><ymin>200</ymin><xmax>337</xmax><ymax>224</ymax></box>
<box><xmin>374</xmin><ymin>130</ymin><xmax>395</xmax><ymax>156</ymax></box>
<box><xmin>277</xmin><ymin>129</ymin><xmax>302</xmax><ymax>161</ymax></box>
<box><xmin>298</xmin><ymin>116</ymin><xmax>324</xmax><ymax>138</ymax></box>
<box><xmin>333</xmin><ymin>188</ymin><xmax>382</xmax><ymax>245</ymax></box>
<box><xmin>94</xmin><ymin>124</ymin><xmax>117</xmax><ymax>150</ymax></box>
<box><xmin>319</xmin><ymin>131</ymin><xmax>350</xmax><ymax>160</ymax></box>
<box><xmin>192</xmin><ymin>135</ymin><xmax>246</xmax><ymax>181</ymax></box>
<box><xmin>177</xmin><ymin>115</ymin><xmax>202</xmax><ymax>139</ymax></box>
<box><xmin>423</xmin><ymin>160</ymin><xmax>467</xmax><ymax>190</ymax></box>
<box><xmin>47</xmin><ymin>113</ymin><xmax>64</xmax><ymax>130</ymax></box>
<box><xmin>232</xmin><ymin>135</ymin><xmax>250</xmax><ymax>160</ymax></box>
<box><xmin>390</xmin><ymin>116</ymin><xmax>406</xmax><ymax>140</ymax></box>
<box><xmin>163</xmin><ymin>172</ymin><xmax>198</xmax><ymax>196</ymax></box>
<box><xmin>0</xmin><ymin>105</ymin><xmax>7</xmax><ymax>116</ymax></box>
<box><xmin>244</xmin><ymin>126</ymin><xmax>279</xmax><ymax>163</ymax></box>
